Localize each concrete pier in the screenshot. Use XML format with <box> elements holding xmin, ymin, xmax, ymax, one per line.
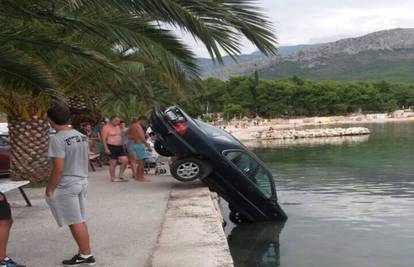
<box><xmin>4</xmin><ymin>169</ymin><xmax>233</xmax><ymax>267</ymax></box>
<box><xmin>150</xmin><ymin>182</ymin><xmax>233</xmax><ymax>267</ymax></box>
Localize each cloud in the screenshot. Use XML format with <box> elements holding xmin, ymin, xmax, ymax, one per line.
<box><xmin>181</xmin><ymin>0</ymin><xmax>414</xmax><ymax>57</ymax></box>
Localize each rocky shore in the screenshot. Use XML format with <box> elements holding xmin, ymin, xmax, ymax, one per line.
<box><xmin>220</xmin><ymin>110</ymin><xmax>414</xmax><ymax>142</ymax></box>
<box><xmin>254</xmin><ymin>127</ymin><xmax>371</xmax><ymax>140</ymax></box>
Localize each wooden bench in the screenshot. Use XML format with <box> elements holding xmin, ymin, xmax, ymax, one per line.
<box><xmin>89</xmin><ymin>152</ymin><xmax>103</xmax><ymax>172</ymax></box>
<box><xmin>0</xmin><ymin>179</ymin><xmax>31</xmax><ymax>207</ymax></box>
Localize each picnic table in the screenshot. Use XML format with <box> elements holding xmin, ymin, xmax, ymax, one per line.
<box><xmin>0</xmin><ymin>179</ymin><xmax>31</xmax><ymax>206</ymax></box>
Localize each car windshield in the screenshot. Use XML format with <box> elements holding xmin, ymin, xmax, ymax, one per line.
<box><xmin>224</xmin><ymin>150</ymin><xmax>273</xmax><ymax>198</ymax></box>
<box><xmin>196</xmin><ymin>120</ymin><xmax>238</xmax><ymax>143</ymax></box>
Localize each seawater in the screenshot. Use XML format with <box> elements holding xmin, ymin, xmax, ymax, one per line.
<box><xmin>225</xmin><ymin>122</ymin><xmax>414</xmax><ymax>267</ymax></box>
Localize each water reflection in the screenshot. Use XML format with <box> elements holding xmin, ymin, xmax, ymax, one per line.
<box><xmin>228</xmin><ymin>222</ymin><xmax>285</xmax><ymax>267</ymax></box>
<box><xmin>226</xmin><ymin>123</ymin><xmax>414</xmax><ymax>267</ymax></box>
<box><xmin>244</xmin><ymin>135</ymin><xmax>369</xmax><ymax>148</ymax></box>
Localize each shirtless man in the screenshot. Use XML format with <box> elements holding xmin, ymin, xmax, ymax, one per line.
<box><xmin>101</xmin><ymin>116</ymin><xmax>129</xmax><ymax>182</ymax></box>
<box><xmin>127</xmin><ymin>116</ymin><xmax>151</xmax><ymax>181</ymax></box>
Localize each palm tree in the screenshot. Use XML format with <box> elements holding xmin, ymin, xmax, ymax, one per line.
<box><xmin>0</xmin><ymin>0</ymin><xmax>277</xmax><ymax>181</ymax></box>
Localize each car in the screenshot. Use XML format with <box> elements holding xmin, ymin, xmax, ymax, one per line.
<box><xmin>150</xmin><ymin>106</ymin><xmax>287</xmax><ymax>223</ymax></box>
<box><xmin>0</xmin><ymin>134</ymin><xmax>10</xmax><ymax>176</ymax></box>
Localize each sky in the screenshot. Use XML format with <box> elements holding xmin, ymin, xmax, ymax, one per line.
<box><xmin>186</xmin><ymin>0</ymin><xmax>414</xmax><ymax>57</ymax></box>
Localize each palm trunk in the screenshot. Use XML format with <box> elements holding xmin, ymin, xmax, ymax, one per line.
<box><xmin>8</xmin><ymin>116</ymin><xmax>50</xmax><ymax>181</ymax></box>
<box><xmin>68</xmin><ymin>95</ymin><xmax>102</xmax><ymax>128</ymax></box>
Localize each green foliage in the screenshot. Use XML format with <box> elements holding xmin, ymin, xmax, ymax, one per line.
<box><xmin>223</xmin><ymin>104</ymin><xmax>244</xmax><ymax>121</ymax></box>
<box><xmin>0</xmin><ymin>0</ymin><xmax>278</xmax><ymax>118</ymax></box>
<box><xmin>193</xmin><ymin>77</ymin><xmax>414</xmax><ymax>118</ymax></box>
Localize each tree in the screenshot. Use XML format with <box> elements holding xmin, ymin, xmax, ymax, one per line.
<box><xmin>223</xmin><ymin>104</ymin><xmax>244</xmax><ymax>121</ymax></box>
<box><xmin>0</xmin><ymin>0</ymin><xmax>278</xmax><ymax>181</ymax></box>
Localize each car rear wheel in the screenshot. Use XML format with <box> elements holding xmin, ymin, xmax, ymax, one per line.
<box><xmin>154</xmin><ymin>140</ymin><xmax>174</xmax><ymax>157</ymax></box>
<box><xmin>170</xmin><ymin>158</ymin><xmax>212</xmax><ymax>182</ymax></box>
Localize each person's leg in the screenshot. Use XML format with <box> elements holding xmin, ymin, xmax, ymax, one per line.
<box><xmin>0</xmin><ymin>219</ymin><xmax>11</xmax><ymax>260</ymax></box>
<box><xmin>118</xmin><ymin>156</ymin><xmax>128</xmax><ymax>179</ymax></box>
<box><xmin>61</xmin><ymin>185</ymin><xmax>95</xmax><ymax>266</ymax></box>
<box><xmin>0</xmin><ymin>194</ymin><xmax>25</xmax><ymax>267</ymax></box>
<box><xmin>109</xmin><ymin>159</ymin><xmax>117</xmax><ymax>181</ymax></box>
<box><xmin>136</xmin><ymin>144</ymin><xmax>150</xmax><ymax>181</ymax></box>
<box><xmin>0</xmin><ymin>193</ymin><xmax>11</xmax><ymax>261</ymax></box>
<box><xmin>69</xmin><ymin>222</ymin><xmax>91</xmax><ymax>255</ymax></box>
<box><xmin>136</xmin><ymin>160</ymin><xmax>142</xmax><ymax>179</ymax></box>
<box><xmin>128</xmin><ymin>152</ymin><xmax>138</xmax><ymax>179</ymax></box>
<box><xmin>136</xmin><ymin>160</ymin><xmax>150</xmax><ymax>181</ymax></box>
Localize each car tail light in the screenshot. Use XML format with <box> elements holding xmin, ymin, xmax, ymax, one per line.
<box><xmin>172</xmin><ymin>122</ymin><xmax>187</xmax><ymax>135</ymax></box>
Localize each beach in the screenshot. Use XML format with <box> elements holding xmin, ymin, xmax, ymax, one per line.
<box><xmin>221</xmin><ymin>111</ymin><xmax>414</xmax><ymax>142</ymax></box>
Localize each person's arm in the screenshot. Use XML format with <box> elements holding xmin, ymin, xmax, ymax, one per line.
<box><xmin>46</xmin><ymin>158</ymin><xmax>64</xmax><ymax>197</ymax></box>
<box><xmin>46</xmin><ymin>136</ymin><xmax>65</xmax><ymax>197</ymax></box>
<box><xmin>101</xmin><ymin>125</ymin><xmax>110</xmax><ymax>154</ymax></box>
<box><xmin>137</xmin><ymin>126</ymin><xmax>150</xmax><ymax>148</ymax></box>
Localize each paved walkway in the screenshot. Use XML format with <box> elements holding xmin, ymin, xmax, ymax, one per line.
<box><xmin>5</xmin><ymin>168</ymin><xmax>173</xmax><ymax>267</ymax></box>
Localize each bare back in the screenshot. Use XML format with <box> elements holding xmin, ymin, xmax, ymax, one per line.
<box><xmin>127</xmin><ymin>122</ymin><xmax>145</xmax><ymax>144</ymax></box>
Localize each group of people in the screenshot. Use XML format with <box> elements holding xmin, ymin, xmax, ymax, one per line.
<box><xmin>78</xmin><ymin>115</ymin><xmax>153</xmax><ymax>182</ymax></box>
<box><xmin>0</xmin><ymin>105</ymin><xmax>154</xmax><ymax>266</ymax></box>
<box><xmin>100</xmin><ymin>115</ymin><xmax>152</xmax><ymax>182</ymax></box>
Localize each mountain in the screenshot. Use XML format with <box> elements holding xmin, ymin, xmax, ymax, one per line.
<box><xmin>202</xmin><ymin>28</ymin><xmax>414</xmax><ymax>82</ymax></box>
<box><xmin>197</xmin><ymin>44</ymin><xmax>315</xmax><ymax>73</ymax></box>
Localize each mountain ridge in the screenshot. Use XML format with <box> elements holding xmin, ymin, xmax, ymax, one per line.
<box><xmin>202</xmin><ymin>28</ymin><xmax>414</xmax><ymax>82</ymax></box>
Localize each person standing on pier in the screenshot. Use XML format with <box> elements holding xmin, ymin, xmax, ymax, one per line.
<box><xmin>46</xmin><ymin>104</ymin><xmax>96</xmax><ymax>266</ymax></box>
<box><xmin>127</xmin><ymin>116</ymin><xmax>151</xmax><ymax>181</ymax></box>
<box><xmin>101</xmin><ymin>116</ymin><xmax>129</xmax><ymax>182</ymax></box>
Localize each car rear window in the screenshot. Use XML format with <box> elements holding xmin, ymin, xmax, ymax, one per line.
<box><xmin>196</xmin><ymin>120</ymin><xmax>238</xmax><ymax>143</ymax></box>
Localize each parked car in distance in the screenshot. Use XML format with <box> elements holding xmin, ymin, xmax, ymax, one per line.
<box><xmin>150</xmin><ymin>106</ymin><xmax>287</xmax><ymax>223</ymax></box>
<box><xmin>0</xmin><ymin>134</ymin><xmax>10</xmax><ymax>176</ymax></box>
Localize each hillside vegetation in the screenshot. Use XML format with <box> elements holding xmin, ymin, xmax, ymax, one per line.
<box><xmin>182</xmin><ymin>77</ymin><xmax>414</xmax><ymax>119</ymax></box>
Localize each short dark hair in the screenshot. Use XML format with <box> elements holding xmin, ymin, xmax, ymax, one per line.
<box><xmin>47</xmin><ymin>104</ymin><xmax>71</xmax><ymax>125</ymax></box>
<box><xmin>138</xmin><ymin>116</ymin><xmax>146</xmax><ymax>121</ymax></box>
<box><xmin>109</xmin><ymin>115</ymin><xmax>119</xmax><ymax>121</ymax></box>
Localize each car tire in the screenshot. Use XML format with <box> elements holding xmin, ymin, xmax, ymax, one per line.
<box><xmin>170</xmin><ymin>158</ymin><xmax>212</xmax><ymax>182</ymax></box>
<box><xmin>154</xmin><ymin>140</ymin><xmax>174</xmax><ymax>157</ymax></box>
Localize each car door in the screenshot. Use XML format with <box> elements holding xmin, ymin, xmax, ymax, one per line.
<box><xmin>223</xmin><ymin>150</ymin><xmax>275</xmax><ymax>200</ymax></box>
<box><xmin>0</xmin><ymin>135</ymin><xmax>10</xmax><ymax>174</ymax></box>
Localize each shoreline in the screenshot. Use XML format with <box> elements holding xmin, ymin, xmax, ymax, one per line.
<box><xmin>222</xmin><ymin>113</ymin><xmax>413</xmax><ymax>142</ymax></box>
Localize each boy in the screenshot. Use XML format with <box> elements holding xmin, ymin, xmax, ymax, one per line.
<box><xmin>46</xmin><ymin>104</ymin><xmax>96</xmax><ymax>266</ymax></box>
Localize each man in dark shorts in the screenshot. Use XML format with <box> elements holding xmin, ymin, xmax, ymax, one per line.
<box><xmin>0</xmin><ymin>193</ymin><xmax>25</xmax><ymax>267</ymax></box>
<box><xmin>101</xmin><ymin>116</ymin><xmax>128</xmax><ymax>182</ymax></box>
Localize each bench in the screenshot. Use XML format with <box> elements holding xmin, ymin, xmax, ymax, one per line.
<box><xmin>0</xmin><ymin>179</ymin><xmax>31</xmax><ymax>207</ymax></box>
<box><xmin>89</xmin><ymin>152</ymin><xmax>103</xmax><ymax>172</ymax></box>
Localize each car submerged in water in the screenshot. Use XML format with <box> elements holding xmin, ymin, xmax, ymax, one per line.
<box><xmin>150</xmin><ymin>106</ymin><xmax>287</xmax><ymax>223</ymax></box>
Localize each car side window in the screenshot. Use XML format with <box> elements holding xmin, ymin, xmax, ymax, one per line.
<box><xmin>225</xmin><ymin>151</ymin><xmax>258</xmax><ymax>176</ymax></box>
<box><xmin>224</xmin><ymin>151</ymin><xmax>273</xmax><ymax>198</ymax></box>
<box><xmin>253</xmin><ymin>166</ymin><xmax>273</xmax><ymax>198</ymax></box>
